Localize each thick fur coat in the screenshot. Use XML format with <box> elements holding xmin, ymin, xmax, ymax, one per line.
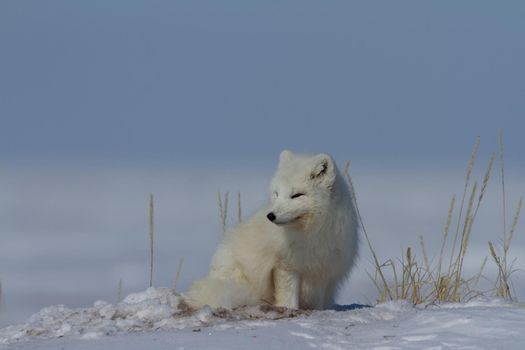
<box><xmin>187</xmin><ymin>150</ymin><xmax>358</xmax><ymax>309</ymax></box>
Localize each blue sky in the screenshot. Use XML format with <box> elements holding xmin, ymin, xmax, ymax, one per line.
<box><xmin>1</xmin><ymin>1</ymin><xmax>524</xmax><ymax>166</ymax></box>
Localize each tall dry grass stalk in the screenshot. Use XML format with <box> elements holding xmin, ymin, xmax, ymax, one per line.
<box><xmin>144</xmin><ymin>195</ymin><xmax>186</xmax><ymax>293</ymax></box>
<box><xmin>344</xmin><ymin>161</ymin><xmax>393</xmax><ymax>301</ymax></box>
<box><xmin>499</xmin><ymin>129</ymin><xmax>507</xmax><ymax>249</ymax></box>
<box><xmin>217</xmin><ymin>191</ymin><xmax>229</xmax><ymax>234</ymax></box>
<box><xmin>172</xmin><ymin>258</ymin><xmax>184</xmax><ymax>292</ymax></box>
<box><xmin>117</xmin><ymin>278</ymin><xmax>123</xmax><ymax>303</ymax></box>
<box><xmin>237</xmin><ymin>192</ymin><xmax>242</xmax><ymax>224</ymax></box>
<box><xmin>436</xmin><ymin>195</ymin><xmax>455</xmax><ymax>284</ymax></box>
<box><xmin>149</xmin><ymin>193</ymin><xmax>155</xmax><ymax>287</ymax></box>
<box><xmin>487</xmin><ymin>130</ymin><xmax>523</xmax><ymax>300</ymax></box>
<box><xmin>447</xmin><ymin>136</ymin><xmax>479</xmax><ymax>277</ymax></box>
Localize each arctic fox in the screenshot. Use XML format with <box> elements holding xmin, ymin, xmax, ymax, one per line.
<box><xmin>187</xmin><ymin>150</ymin><xmax>358</xmax><ymax>310</ymax></box>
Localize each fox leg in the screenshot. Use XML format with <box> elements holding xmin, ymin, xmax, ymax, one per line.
<box><xmin>273</xmin><ymin>268</ymin><xmax>300</xmax><ymax>309</ymax></box>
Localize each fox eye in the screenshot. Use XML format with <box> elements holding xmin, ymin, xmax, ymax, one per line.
<box><xmin>273</xmin><ymin>191</ymin><xmax>279</xmax><ymax>198</ymax></box>
<box><xmin>291</xmin><ymin>193</ymin><xmax>304</xmax><ymax>199</ymax></box>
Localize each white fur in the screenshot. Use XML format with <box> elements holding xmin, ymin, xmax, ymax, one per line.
<box><xmin>187</xmin><ymin>150</ymin><xmax>359</xmax><ymax>310</ymax></box>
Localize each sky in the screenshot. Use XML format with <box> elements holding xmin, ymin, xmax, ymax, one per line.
<box><xmin>1</xmin><ymin>0</ymin><xmax>525</xmax><ymax>327</ymax></box>
<box><xmin>1</xmin><ymin>1</ymin><xmax>524</xmax><ymax>166</ymax></box>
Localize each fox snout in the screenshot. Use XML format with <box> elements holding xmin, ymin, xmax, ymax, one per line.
<box><xmin>266</xmin><ymin>210</ymin><xmax>304</xmax><ymax>225</ymax></box>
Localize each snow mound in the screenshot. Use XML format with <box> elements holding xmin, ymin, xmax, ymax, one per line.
<box><xmin>6</xmin><ymin>288</ymin><xmax>520</xmax><ymax>349</ymax></box>
<box><xmin>1</xmin><ymin>287</ymin><xmax>370</xmax><ymax>346</ymax></box>
<box><xmin>0</xmin><ymin>287</ymin><xmax>188</xmax><ymax>344</ymax></box>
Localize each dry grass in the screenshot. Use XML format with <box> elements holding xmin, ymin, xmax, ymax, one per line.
<box><xmin>149</xmin><ymin>193</ymin><xmax>155</xmax><ymax>287</ymax></box>
<box><xmin>172</xmin><ymin>258</ymin><xmax>185</xmax><ymax>292</ymax></box>
<box><xmin>145</xmin><ymin>194</ymin><xmax>186</xmax><ymax>293</ymax></box>
<box><xmin>117</xmin><ymin>278</ymin><xmax>123</xmax><ymax>303</ymax></box>
<box><xmin>217</xmin><ymin>191</ymin><xmax>229</xmax><ymax>234</ymax></box>
<box><xmin>217</xmin><ymin>190</ymin><xmax>244</xmax><ymax>232</ymax></box>
<box><xmin>0</xmin><ymin>280</ymin><xmax>3</xmax><ymax>318</ymax></box>
<box><xmin>237</xmin><ymin>192</ymin><xmax>242</xmax><ymax>224</ymax></box>
<box><xmin>346</xmin><ymin>135</ymin><xmax>522</xmax><ymax>304</ymax></box>
<box><xmin>487</xmin><ymin>131</ymin><xmax>523</xmax><ymax>300</ymax></box>
<box><xmin>344</xmin><ymin>161</ymin><xmax>393</xmax><ymax>301</ymax></box>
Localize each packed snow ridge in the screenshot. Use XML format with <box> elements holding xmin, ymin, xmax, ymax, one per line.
<box><xmin>2</xmin><ymin>287</ymin><xmax>525</xmax><ymax>349</ymax></box>
<box><xmin>0</xmin><ymin>287</ymin><xmax>373</xmax><ymax>345</ymax></box>
<box><xmin>0</xmin><ymin>288</ymin><xmax>187</xmax><ymax>344</ymax></box>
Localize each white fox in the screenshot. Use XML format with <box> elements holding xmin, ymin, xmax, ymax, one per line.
<box><xmin>187</xmin><ymin>150</ymin><xmax>358</xmax><ymax>309</ymax></box>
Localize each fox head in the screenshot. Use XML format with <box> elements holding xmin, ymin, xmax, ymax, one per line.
<box><xmin>266</xmin><ymin>150</ymin><xmax>337</xmax><ymax>226</ymax></box>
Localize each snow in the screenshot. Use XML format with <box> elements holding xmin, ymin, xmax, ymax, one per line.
<box><xmin>0</xmin><ymin>288</ymin><xmax>187</xmax><ymax>344</ymax></box>
<box><xmin>2</xmin><ymin>288</ymin><xmax>525</xmax><ymax>349</ymax></box>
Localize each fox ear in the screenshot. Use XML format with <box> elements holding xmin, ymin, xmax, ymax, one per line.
<box><xmin>279</xmin><ymin>150</ymin><xmax>293</xmax><ymax>166</ymax></box>
<box><xmin>310</xmin><ymin>154</ymin><xmax>335</xmax><ymax>187</ymax></box>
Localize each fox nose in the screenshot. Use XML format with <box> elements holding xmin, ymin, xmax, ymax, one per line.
<box><xmin>266</xmin><ymin>212</ymin><xmax>276</xmax><ymax>222</ymax></box>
